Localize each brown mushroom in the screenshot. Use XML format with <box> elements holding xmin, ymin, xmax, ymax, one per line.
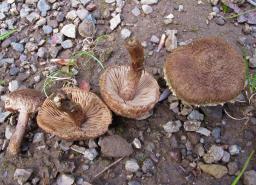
<box><xmin>4</xmin><ymin>89</ymin><xmax>45</xmax><ymax>155</ymax></box>
<box><xmin>37</xmin><ymin>87</ymin><xmax>112</xmax><ymax>140</ymax></box>
<box><xmin>164</xmin><ymin>37</ymin><xmax>246</xmax><ymax>106</ymax></box>
<box><xmin>99</xmin><ymin>38</ymin><xmax>160</xmax><ymax>119</ymax></box>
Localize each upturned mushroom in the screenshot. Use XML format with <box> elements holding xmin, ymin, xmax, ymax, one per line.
<box><xmin>164</xmin><ymin>37</ymin><xmax>246</xmax><ymax>106</ymax></box>
<box><xmin>37</xmin><ymin>87</ymin><xmax>112</xmax><ymax>140</ymax></box>
<box><xmin>4</xmin><ymin>89</ymin><xmax>45</xmax><ymax>155</ymax></box>
<box><xmin>99</xmin><ymin>38</ymin><xmax>160</xmax><ymax>119</ymax></box>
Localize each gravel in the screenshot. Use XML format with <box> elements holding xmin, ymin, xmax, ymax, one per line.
<box><xmin>141</xmin><ymin>0</ymin><xmax>158</xmax><ymax>5</ymax></box>
<box><xmin>187</xmin><ymin>110</ymin><xmax>204</xmax><ymax>121</ymax></box>
<box><xmin>8</xmin><ymin>80</ymin><xmax>20</xmax><ymax>92</ymax></box>
<box><xmin>14</xmin><ymin>168</ymin><xmax>33</xmax><ymax>185</ymax></box>
<box><xmin>142</xmin><ymin>5</ymin><xmax>153</xmax><ymax>14</ymax></box>
<box><xmin>37</xmin><ymin>0</ymin><xmax>50</xmax><ymax>16</ymax></box>
<box><xmin>61</xmin><ymin>40</ymin><xmax>73</xmax><ymax>49</ymax></box>
<box><xmin>78</xmin><ymin>19</ymin><xmax>96</xmax><ymax>38</ymax></box>
<box><xmin>110</xmin><ymin>14</ymin><xmax>121</xmax><ymax>30</ymax></box>
<box><xmin>142</xmin><ymin>159</ymin><xmax>155</xmax><ymax>173</ymax></box>
<box><xmin>228</xmin><ymin>161</ymin><xmax>238</xmax><ymax>175</ymax></box>
<box><xmin>121</xmin><ymin>28</ymin><xmax>131</xmax><ymax>39</ymax></box>
<box><xmin>83</xmin><ymin>148</ymin><xmax>98</xmax><ymax>161</ymax></box>
<box><xmin>125</xmin><ymin>159</ymin><xmax>140</xmax><ymax>172</ymax></box>
<box><xmin>203</xmin><ymin>145</ymin><xmax>224</xmax><ymax>163</ymax></box>
<box><xmin>132</xmin><ymin>138</ymin><xmax>142</xmax><ymax>149</ymax></box>
<box><xmin>229</xmin><ymin>145</ymin><xmax>241</xmax><ymax>155</ymax></box>
<box><xmin>163</xmin><ymin>120</ymin><xmax>182</xmax><ymax>133</ymax></box>
<box><xmin>61</xmin><ymin>24</ymin><xmax>76</xmax><ymax>38</ymax></box>
<box><xmin>11</xmin><ymin>43</ymin><xmax>24</xmax><ymax>53</ymax></box>
<box><xmin>57</xmin><ymin>174</ymin><xmax>75</xmax><ymax>185</ymax></box>
<box><xmin>198</xmin><ymin>163</ymin><xmax>228</xmax><ymax>179</ymax></box>
<box><xmin>183</xmin><ymin>121</ymin><xmax>201</xmax><ymax>131</ymax></box>
<box><xmin>132</xmin><ymin>6</ymin><xmax>141</xmax><ymax>16</ymax></box>
<box><xmin>42</xmin><ymin>25</ymin><xmax>53</xmax><ymax>34</ymax></box>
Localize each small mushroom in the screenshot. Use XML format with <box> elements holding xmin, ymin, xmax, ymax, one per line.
<box><xmin>37</xmin><ymin>87</ymin><xmax>112</xmax><ymax>140</ymax></box>
<box><xmin>4</xmin><ymin>89</ymin><xmax>45</xmax><ymax>155</ymax></box>
<box><xmin>99</xmin><ymin>38</ymin><xmax>160</xmax><ymax>119</ymax></box>
<box><xmin>164</xmin><ymin>37</ymin><xmax>246</xmax><ymax>106</ymax></box>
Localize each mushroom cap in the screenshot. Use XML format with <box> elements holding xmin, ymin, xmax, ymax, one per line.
<box><xmin>5</xmin><ymin>89</ymin><xmax>45</xmax><ymax>113</ymax></box>
<box><xmin>37</xmin><ymin>87</ymin><xmax>112</xmax><ymax>140</ymax></box>
<box><xmin>99</xmin><ymin>65</ymin><xmax>160</xmax><ymax>118</ymax></box>
<box><xmin>164</xmin><ymin>37</ymin><xmax>246</xmax><ymax>106</ymax></box>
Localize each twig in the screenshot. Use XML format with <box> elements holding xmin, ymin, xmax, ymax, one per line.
<box><xmin>93</xmin><ymin>157</ymin><xmax>124</xmax><ymax>179</ymax></box>
<box><xmin>224</xmin><ymin>108</ymin><xmax>248</xmax><ymax>121</ymax></box>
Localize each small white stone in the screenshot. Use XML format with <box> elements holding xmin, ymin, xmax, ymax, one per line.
<box><xmin>110</xmin><ymin>14</ymin><xmax>121</xmax><ymax>30</ymax></box>
<box><xmin>125</xmin><ymin>159</ymin><xmax>140</xmax><ymax>172</ymax></box>
<box><xmin>61</xmin><ymin>24</ymin><xmax>76</xmax><ymax>38</ymax></box>
<box><xmin>84</xmin><ymin>148</ymin><xmax>98</xmax><ymax>160</ymax></box>
<box><xmin>150</xmin><ymin>35</ymin><xmax>159</xmax><ymax>43</ymax></box>
<box><xmin>57</xmin><ymin>174</ymin><xmax>75</xmax><ymax>185</ymax></box>
<box><xmin>196</xmin><ymin>127</ymin><xmax>211</xmax><ymax>136</ymax></box>
<box><xmin>163</xmin><ymin>120</ymin><xmax>182</xmax><ymax>133</ymax></box>
<box><xmin>33</xmin><ymin>132</ymin><xmax>44</xmax><ymax>143</ymax></box>
<box><xmin>131</xmin><ymin>6</ymin><xmax>140</xmax><ymax>16</ymax></box>
<box><xmin>142</xmin><ymin>5</ymin><xmax>153</xmax><ymax>14</ymax></box>
<box><xmin>141</xmin><ymin>0</ymin><xmax>158</xmax><ymax>5</ymax></box>
<box><xmin>8</xmin><ymin>80</ymin><xmax>20</xmax><ymax>92</ymax></box>
<box><xmin>121</xmin><ymin>28</ymin><xmax>131</xmax><ymax>39</ymax></box>
<box><xmin>132</xmin><ymin>138</ymin><xmax>142</xmax><ymax>149</ymax></box>
<box><xmin>14</xmin><ymin>169</ymin><xmax>33</xmax><ymax>185</ymax></box>
<box><xmin>229</xmin><ymin>145</ymin><xmax>241</xmax><ymax>155</ymax></box>
<box><xmin>66</xmin><ymin>10</ymin><xmax>77</xmax><ymax>20</ymax></box>
<box><xmin>105</xmin><ymin>0</ymin><xmax>115</xmax><ymax>3</ymax></box>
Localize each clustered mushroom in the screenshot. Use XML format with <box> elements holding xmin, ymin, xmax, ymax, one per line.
<box><xmin>164</xmin><ymin>37</ymin><xmax>246</xmax><ymax>106</ymax></box>
<box><xmin>4</xmin><ymin>89</ymin><xmax>45</xmax><ymax>155</ymax></box>
<box><xmin>37</xmin><ymin>87</ymin><xmax>112</xmax><ymax>140</ymax></box>
<box><xmin>99</xmin><ymin>38</ymin><xmax>160</xmax><ymax>119</ymax></box>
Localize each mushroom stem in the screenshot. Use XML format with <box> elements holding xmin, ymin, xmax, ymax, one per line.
<box><xmin>7</xmin><ymin>111</ymin><xmax>29</xmax><ymax>155</ymax></box>
<box><xmin>119</xmin><ymin>38</ymin><xmax>144</xmax><ymax>101</ymax></box>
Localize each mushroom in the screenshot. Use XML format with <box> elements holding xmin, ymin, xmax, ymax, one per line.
<box><xmin>99</xmin><ymin>38</ymin><xmax>160</xmax><ymax>119</ymax></box>
<box><xmin>164</xmin><ymin>37</ymin><xmax>246</xmax><ymax>106</ymax></box>
<box><xmin>4</xmin><ymin>89</ymin><xmax>45</xmax><ymax>155</ymax></box>
<box><xmin>37</xmin><ymin>87</ymin><xmax>112</xmax><ymax>140</ymax></box>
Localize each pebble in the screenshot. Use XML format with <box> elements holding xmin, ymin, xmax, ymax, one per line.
<box><xmin>243</xmin><ymin>170</ymin><xmax>256</xmax><ymax>185</ymax></box>
<box><xmin>183</xmin><ymin>121</ymin><xmax>201</xmax><ymax>131</ymax></box>
<box><xmin>99</xmin><ymin>135</ymin><xmax>133</xmax><ymax>157</ymax></box>
<box><xmin>198</xmin><ymin>163</ymin><xmax>228</xmax><ymax>179</ymax></box>
<box><xmin>150</xmin><ymin>35</ymin><xmax>159</xmax><ymax>43</ymax></box>
<box><xmin>37</xmin><ymin>0</ymin><xmax>50</xmax><ymax>16</ymax></box>
<box><xmin>76</xmin><ymin>8</ymin><xmax>89</xmax><ymax>20</ymax></box>
<box><xmin>229</xmin><ymin>145</ymin><xmax>241</xmax><ymax>155</ymax></box>
<box><xmin>163</xmin><ymin>120</ymin><xmax>182</xmax><ymax>133</ymax></box>
<box><xmin>110</xmin><ymin>14</ymin><xmax>121</xmax><ymax>30</ymax></box>
<box><xmin>57</xmin><ymin>174</ymin><xmax>75</xmax><ymax>185</ymax></box>
<box><xmin>37</xmin><ymin>47</ymin><xmax>47</xmax><ymax>58</ymax></box>
<box><xmin>11</xmin><ymin>43</ymin><xmax>24</xmax><ymax>53</ymax></box>
<box><xmin>203</xmin><ymin>145</ymin><xmax>224</xmax><ymax>163</ymax></box>
<box><xmin>211</xmin><ymin>127</ymin><xmax>221</xmax><ymax>142</ymax></box>
<box><xmin>61</xmin><ymin>40</ymin><xmax>73</xmax><ymax>49</ymax></box>
<box><xmin>141</xmin><ymin>0</ymin><xmax>158</xmax><ymax>4</ymax></box>
<box><xmin>228</xmin><ymin>161</ymin><xmax>238</xmax><ymax>175</ymax></box>
<box><xmin>105</xmin><ymin>0</ymin><xmax>115</xmax><ymax>3</ymax></box>
<box><xmin>178</xmin><ymin>5</ymin><xmax>184</xmax><ymax>12</ymax></box>
<box><xmin>0</xmin><ymin>58</ymin><xmax>14</xmax><ymax>67</ymax></box>
<box><xmin>169</xmin><ymin>148</ymin><xmax>182</xmax><ymax>162</ymax></box>
<box><xmin>210</xmin><ymin>0</ymin><xmax>219</xmax><ymax>5</ymax></box>
<box><xmin>215</xmin><ymin>17</ymin><xmax>226</xmax><ymax>26</ymax></box>
<box><xmin>165</xmin><ymin>30</ymin><xmax>178</xmax><ymax>52</ymax></box>
<box><xmin>132</xmin><ymin>138</ymin><xmax>142</xmax><ymax>149</ymax></box>
<box><xmin>121</xmin><ymin>28</ymin><xmax>131</xmax><ymax>39</ymax></box>
<box><xmin>125</xmin><ymin>159</ymin><xmax>140</xmax><ymax>172</ymax></box>
<box><xmin>26</xmin><ymin>12</ymin><xmax>40</xmax><ymax>23</ymax></box>
<box><xmin>187</xmin><ymin>132</ymin><xmax>200</xmax><ymax>145</ymax></box>
<box><xmin>86</xmin><ymin>3</ymin><xmax>97</xmax><ymax>11</ymax></box>
<box><xmin>196</xmin><ymin>127</ymin><xmax>211</xmax><ymax>137</ymax></box>
<box><xmin>142</xmin><ymin>159</ymin><xmax>155</xmax><ymax>173</ymax></box>
<box><xmin>188</xmin><ymin>110</ymin><xmax>204</xmax><ymax>121</ymax></box>
<box><xmin>71</xmin><ymin>0</ymin><xmax>80</xmax><ymax>7</ymax></box>
<box><xmin>61</xmin><ymin>24</ymin><xmax>76</xmax><ymax>39</ymax></box>
<box><xmin>9</xmin><ymin>66</ymin><xmax>19</xmax><ymax>76</ymax></box>
<box><xmin>34</xmin><ymin>18</ymin><xmax>46</xmax><ymax>28</ymax></box>
<box><xmin>14</xmin><ymin>169</ymin><xmax>33</xmax><ymax>185</ymax></box>
<box><xmin>222</xmin><ymin>151</ymin><xmax>231</xmax><ymax>163</ymax></box>
<box><xmin>83</xmin><ymin>148</ymin><xmax>98</xmax><ymax>160</ymax></box>
<box><xmin>5</xmin><ymin>125</ymin><xmax>14</xmax><ymax>139</ymax></box>
<box><xmin>132</xmin><ymin>6</ymin><xmax>140</xmax><ymax>16</ymax></box>
<box><xmin>8</xmin><ymin>80</ymin><xmax>20</xmax><ymax>92</ymax></box>
<box><xmin>25</xmin><ymin>42</ymin><xmax>38</xmax><ymax>52</ymax></box>
<box><xmin>0</xmin><ymin>112</ymin><xmax>11</xmax><ymax>123</ymax></box>
<box><xmin>78</xmin><ymin>19</ymin><xmax>96</xmax><ymax>38</ymax></box>
<box><xmin>142</xmin><ymin>5</ymin><xmax>153</xmax><ymax>14</ymax></box>
<box><xmin>212</xmin><ymin>6</ymin><xmax>220</xmax><ymax>13</ymax></box>
<box><xmin>42</xmin><ymin>25</ymin><xmax>53</xmax><ymax>34</ymax></box>
<box><xmin>88</xmin><ymin>139</ymin><xmax>97</xmax><ymax>148</ymax></box>
<box><xmin>195</xmin><ymin>143</ymin><xmax>205</xmax><ymax>157</ymax></box>
<box><xmin>51</xmin><ymin>33</ymin><xmax>64</xmax><ymax>45</ymax></box>
<box><xmin>66</xmin><ymin>10</ymin><xmax>77</xmax><ymax>20</ymax></box>
<box><xmin>33</xmin><ymin>132</ymin><xmax>44</xmax><ymax>143</ymax></box>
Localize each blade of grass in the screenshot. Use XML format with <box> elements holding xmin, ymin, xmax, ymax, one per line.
<box><xmin>0</xmin><ymin>29</ymin><xmax>17</xmax><ymax>41</ymax></box>
<box><xmin>72</xmin><ymin>51</ymin><xmax>104</xmax><ymax>69</ymax></box>
<box><xmin>231</xmin><ymin>150</ymin><xmax>255</xmax><ymax>185</ymax></box>
<box><xmin>226</xmin><ymin>7</ymin><xmax>256</xmax><ymax>19</ymax></box>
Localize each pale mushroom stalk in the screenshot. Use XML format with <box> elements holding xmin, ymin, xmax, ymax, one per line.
<box><xmin>7</xmin><ymin>111</ymin><xmax>29</xmax><ymax>155</ymax></box>
<box><xmin>119</xmin><ymin>38</ymin><xmax>144</xmax><ymax>101</ymax></box>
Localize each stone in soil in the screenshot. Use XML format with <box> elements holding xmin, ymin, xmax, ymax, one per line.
<box><xmin>121</xmin><ymin>28</ymin><xmax>131</xmax><ymax>39</ymax></box>
<box><xmin>211</xmin><ymin>127</ymin><xmax>221</xmax><ymax>142</ymax></box>
<box><xmin>196</xmin><ymin>127</ymin><xmax>211</xmax><ymax>136</ymax></box>
<box><xmin>99</xmin><ymin>135</ymin><xmax>133</xmax><ymax>157</ymax></box>
<box><xmin>142</xmin><ymin>159</ymin><xmax>155</xmax><ymax>173</ymax></box>
<box><xmin>61</xmin><ymin>24</ymin><xmax>76</xmax><ymax>39</ymax></box>
<box><xmin>229</xmin><ymin>145</ymin><xmax>241</xmax><ymax>155</ymax></box>
<box><xmin>198</xmin><ymin>163</ymin><xmax>228</xmax><ymax>179</ymax></box>
<box><xmin>83</xmin><ymin>148</ymin><xmax>98</xmax><ymax>160</ymax></box>
<box><xmin>169</xmin><ymin>148</ymin><xmax>182</xmax><ymax>162</ymax></box>
<box><xmin>215</xmin><ymin>17</ymin><xmax>226</xmax><ymax>26</ymax></box>
<box><xmin>37</xmin><ymin>47</ymin><xmax>47</xmax><ymax>58</ymax></box>
<box><xmin>78</xmin><ymin>19</ymin><xmax>96</xmax><ymax>38</ymax></box>
<box><xmin>42</xmin><ymin>25</ymin><xmax>53</xmax><ymax>34</ymax></box>
<box><xmin>25</xmin><ymin>42</ymin><xmax>38</xmax><ymax>52</ymax></box>
<box><xmin>222</xmin><ymin>151</ymin><xmax>230</xmax><ymax>163</ymax></box>
<box><xmin>61</xmin><ymin>40</ymin><xmax>73</xmax><ymax>49</ymax></box>
<box><xmin>243</xmin><ymin>170</ymin><xmax>256</xmax><ymax>185</ymax></box>
<box><xmin>8</xmin><ymin>80</ymin><xmax>20</xmax><ymax>92</ymax></box>
<box><xmin>14</xmin><ymin>168</ymin><xmax>33</xmax><ymax>185</ymax></box>
<box><xmin>11</xmin><ymin>43</ymin><xmax>24</xmax><ymax>53</ymax></box>
<box><xmin>132</xmin><ymin>138</ymin><xmax>142</xmax><ymax>149</ymax></box>
<box><xmin>195</xmin><ymin>143</ymin><xmax>205</xmax><ymax>157</ymax></box>
<box><xmin>33</xmin><ymin>132</ymin><xmax>44</xmax><ymax>143</ymax></box>
<box><xmin>57</xmin><ymin>174</ymin><xmax>75</xmax><ymax>185</ymax></box>
<box><xmin>66</xmin><ymin>10</ymin><xmax>77</xmax><ymax>20</ymax></box>
<box><xmin>150</xmin><ymin>35</ymin><xmax>160</xmax><ymax>43</ymax></box>
<box><xmin>141</xmin><ymin>0</ymin><xmax>158</xmax><ymax>5</ymax></box>
<box><xmin>142</xmin><ymin>5</ymin><xmax>153</xmax><ymax>14</ymax></box>
<box><xmin>132</xmin><ymin>6</ymin><xmax>141</xmax><ymax>16</ymax></box>
<box><xmin>163</xmin><ymin>120</ymin><xmax>182</xmax><ymax>133</ymax></box>
<box><xmin>187</xmin><ymin>110</ymin><xmax>204</xmax><ymax>121</ymax></box>
<box><xmin>165</xmin><ymin>30</ymin><xmax>178</xmax><ymax>52</ymax></box>
<box><xmin>37</xmin><ymin>0</ymin><xmax>50</xmax><ymax>16</ymax></box>
<box><xmin>228</xmin><ymin>161</ymin><xmax>238</xmax><ymax>175</ymax></box>
<box><xmin>9</xmin><ymin>66</ymin><xmax>20</xmax><ymax>76</ymax></box>
<box><xmin>110</xmin><ymin>14</ymin><xmax>121</xmax><ymax>30</ymax></box>
<box><xmin>76</xmin><ymin>8</ymin><xmax>89</xmax><ymax>20</ymax></box>
<box><xmin>183</xmin><ymin>121</ymin><xmax>201</xmax><ymax>131</ymax></box>
<box><xmin>51</xmin><ymin>33</ymin><xmax>64</xmax><ymax>45</ymax></box>
<box><xmin>203</xmin><ymin>145</ymin><xmax>224</xmax><ymax>163</ymax></box>
<box><xmin>125</xmin><ymin>159</ymin><xmax>140</xmax><ymax>172</ymax></box>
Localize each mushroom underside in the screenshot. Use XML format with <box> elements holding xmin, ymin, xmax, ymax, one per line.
<box><xmin>164</xmin><ymin>37</ymin><xmax>246</xmax><ymax>106</ymax></box>
<box><xmin>37</xmin><ymin>88</ymin><xmax>112</xmax><ymax>140</ymax></box>
<box><xmin>100</xmin><ymin>65</ymin><xmax>160</xmax><ymax>118</ymax></box>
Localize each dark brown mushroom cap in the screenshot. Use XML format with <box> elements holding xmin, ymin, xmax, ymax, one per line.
<box><xmin>164</xmin><ymin>37</ymin><xmax>246</xmax><ymax>106</ymax></box>
<box><xmin>37</xmin><ymin>87</ymin><xmax>112</xmax><ymax>140</ymax></box>
<box><xmin>5</xmin><ymin>89</ymin><xmax>45</xmax><ymax>113</ymax></box>
<box><xmin>99</xmin><ymin>65</ymin><xmax>160</xmax><ymax>118</ymax></box>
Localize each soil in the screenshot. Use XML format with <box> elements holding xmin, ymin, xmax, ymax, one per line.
<box><xmin>0</xmin><ymin>0</ymin><xmax>256</xmax><ymax>185</ymax></box>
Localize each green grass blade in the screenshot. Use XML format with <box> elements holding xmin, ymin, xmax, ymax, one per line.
<box><xmin>231</xmin><ymin>150</ymin><xmax>255</xmax><ymax>185</ymax></box>
<box><xmin>73</xmin><ymin>51</ymin><xmax>104</xmax><ymax>69</ymax></box>
<box><xmin>0</xmin><ymin>29</ymin><xmax>17</xmax><ymax>41</ymax></box>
